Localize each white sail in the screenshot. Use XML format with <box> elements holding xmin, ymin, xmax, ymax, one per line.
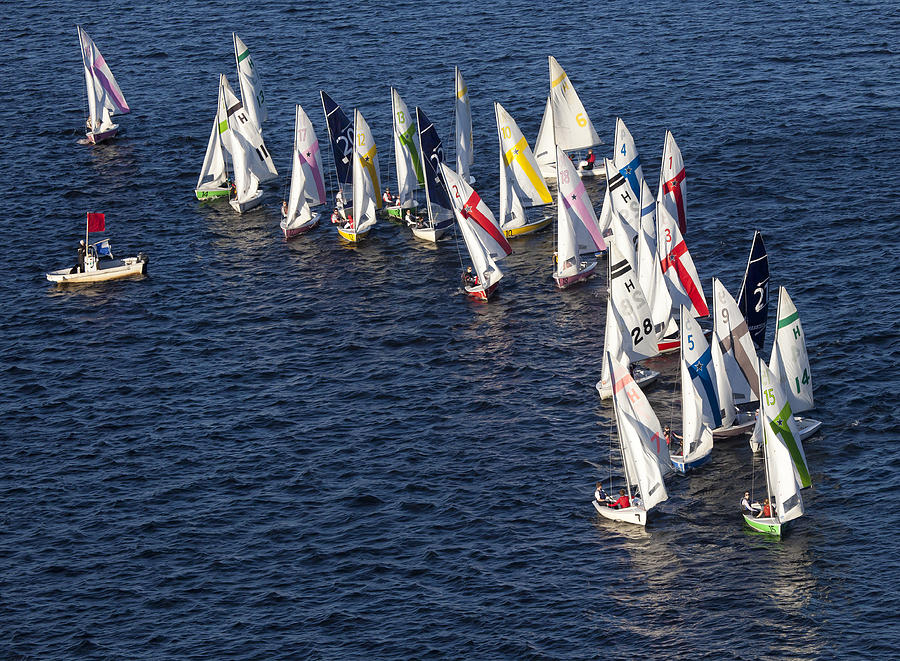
<box><xmin>710</xmin><ymin>326</ymin><xmax>736</xmax><ymax>429</ymax></box>
<box><xmin>457</xmin><ymin>209</ymin><xmax>504</xmax><ymax>290</ymax></box>
<box><xmin>220</xmin><ymin>75</ymin><xmax>277</xmax><ymax>183</ymax></box>
<box><xmin>533</xmin><ymin>97</ymin><xmax>556</xmax><ymax>178</ymax></box>
<box><xmin>441</xmin><ymin>164</ymin><xmax>512</xmax><ymax>261</ymax></box>
<box><xmin>555</xmin><ymin>159</ymin><xmax>580</xmax><ymax>281</ymax></box>
<box><xmin>657</xmin><ymin>199</ymin><xmax>708</xmax><ymax>318</ymax></box>
<box><xmin>609</xmin><ymin>354</ymin><xmax>670</xmax><ymax>511</ymax></box>
<box><xmin>605</xmin><ymin>158</ymin><xmax>640</xmax><ymax>267</ymax></box>
<box><xmin>233</xmin><ymin>33</ymin><xmax>267</xmax><ymax>130</ymax></box>
<box><xmin>230</xmin><ymin>131</ymin><xmax>260</xmax><ymax>204</ymax></box>
<box><xmin>638</xmin><ymin>199</ymin><xmax>673</xmax><ymax>339</ymax></box>
<box><xmin>77</xmin><ymin>26</ymin><xmax>130</xmax><ymax>129</ymax></box>
<box><xmin>556</xmin><ymin>146</ymin><xmax>606</xmax><ymax>254</ymax></box>
<box><xmin>391</xmin><ymin>88</ymin><xmax>422</xmax><ymax>206</ymax></box>
<box><xmin>769</xmin><ymin>287</ymin><xmax>814</xmax><ymax>413</ymax></box>
<box><xmin>294</xmin><ymin>105</ymin><xmax>326</xmax><ymax>207</ymax></box>
<box><xmin>284</xmin><ymin>139</ymin><xmax>313</xmax><ymax>230</ymax></box>
<box><xmin>681</xmin><ymin>308</ymin><xmax>722</xmax><ymax>430</ymax></box>
<box><xmin>548</xmin><ymin>56</ymin><xmax>600</xmax><ymax>152</ymax></box>
<box><xmin>612</xmin><ymin>118</ymin><xmax>646</xmax><ymax>200</ymax></box>
<box><xmin>658</xmin><ymin>130</ymin><xmax>687</xmax><ymax>234</ymax></box>
<box><xmin>354</xmin><ymin>109</ymin><xmax>381</xmax><ymax>210</ymax></box>
<box><xmin>352</xmin><ymin>152</ymin><xmax>377</xmax><ymax>234</ymax></box>
<box><xmin>680</xmin><ymin>358</ymin><xmax>714</xmax><ymax>465</ymax></box>
<box><xmin>712</xmin><ymin>278</ymin><xmax>760</xmax><ymax>405</ymax></box>
<box><xmin>455</xmin><ymin>67</ymin><xmax>474</xmax><ymax>181</ymax></box>
<box><xmin>494</xmin><ymin>102</ymin><xmax>552</xmax><ymax>230</ymax></box>
<box><xmin>196</xmin><ymin>97</ymin><xmax>228</xmax><ymax>192</ymax></box>
<box><xmin>759</xmin><ymin>360</ymin><xmax>808</xmax><ymax>522</ymax></box>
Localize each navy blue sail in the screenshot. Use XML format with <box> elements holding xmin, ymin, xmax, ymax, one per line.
<box><xmin>415</xmin><ymin>107</ymin><xmax>453</xmax><ymax>214</ymax></box>
<box><xmin>738</xmin><ymin>230</ymin><xmax>770</xmax><ymax>350</ymax></box>
<box><xmin>320</xmin><ymin>91</ymin><xmax>354</xmax><ymax>189</ymax></box>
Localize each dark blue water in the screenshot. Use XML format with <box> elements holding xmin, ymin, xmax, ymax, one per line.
<box><xmin>3</xmin><ymin>1</ymin><xmax>899</xmax><ymax>658</ymax></box>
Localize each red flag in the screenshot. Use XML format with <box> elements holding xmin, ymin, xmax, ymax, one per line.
<box><xmin>87</xmin><ymin>212</ymin><xmax>105</xmax><ymax>232</ymax></box>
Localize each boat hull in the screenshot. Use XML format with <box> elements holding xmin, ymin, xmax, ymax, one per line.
<box><xmin>712</xmin><ymin>411</ymin><xmax>757</xmax><ymax>439</ymax></box>
<box><xmin>503</xmin><ymin>216</ymin><xmax>552</xmax><ymax>238</ymax></box>
<box><xmin>195</xmin><ymin>186</ymin><xmax>230</xmax><ymax>200</ymax></box>
<box><xmin>596</xmin><ymin>366</ymin><xmax>659</xmax><ymax>400</ymax></box>
<box><xmin>411</xmin><ymin>218</ymin><xmax>453</xmax><ymax>243</ymax></box>
<box><xmin>592</xmin><ymin>499</ymin><xmax>647</xmax><ymax>526</ymax></box>
<box><xmin>337</xmin><ymin>225</ymin><xmax>372</xmax><ymax>243</ymax></box>
<box><xmin>465</xmin><ymin>281</ymin><xmax>498</xmax><ymax>301</ymax></box>
<box><xmin>281</xmin><ymin>214</ymin><xmax>320</xmax><ymax>240</ymax></box>
<box><xmin>742</xmin><ymin>514</ymin><xmax>782</xmax><ymax>537</ymax></box>
<box><xmin>554</xmin><ymin>260</ymin><xmax>597</xmax><ymax>289</ymax></box>
<box><xmin>47</xmin><ymin>255</ymin><xmax>148</xmax><ymax>284</ymax></box>
<box><xmin>85</xmin><ymin>125</ymin><xmax>118</xmax><ymax>144</ymax></box>
<box><xmin>229</xmin><ymin>191</ymin><xmax>264</xmax><ymax>214</ymax></box>
<box><xmin>670</xmin><ymin>447</ymin><xmax>713</xmax><ymax>473</ymax></box>
<box><xmin>386</xmin><ymin>201</ymin><xmax>419</xmax><ymax>219</ymax></box>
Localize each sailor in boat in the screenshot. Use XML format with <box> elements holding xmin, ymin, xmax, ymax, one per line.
<box><xmin>582</xmin><ymin>149</ymin><xmax>596</xmax><ymax>171</ymax></box>
<box><xmin>335</xmin><ymin>188</ymin><xmax>346</xmax><ymax>211</ymax></box>
<box><xmin>741</xmin><ymin>491</ymin><xmax>762</xmax><ymax>516</ymax></box>
<box><xmin>463</xmin><ymin>266</ymin><xmax>479</xmax><ymax>288</ymax></box>
<box><xmin>330</xmin><ymin>208</ymin><xmax>340</xmax><ymax>225</ymax></box>
<box><xmin>229</xmin><ymin>180</ymin><xmax>237</xmax><ymax>200</ymax></box>
<box><xmin>606</xmin><ymin>489</ymin><xmax>630</xmax><ymax>509</ymax></box>
<box><xmin>594</xmin><ymin>482</ymin><xmax>613</xmax><ymax>505</ymax></box>
<box><xmin>382</xmin><ymin>187</ymin><xmax>395</xmax><ymax>206</ymax></box>
<box><xmin>404</xmin><ymin>209</ymin><xmax>413</xmax><ymax>226</ymax></box>
<box><xmin>281</xmin><ymin>200</ymin><xmax>288</xmax><ymax>218</ymax></box>
<box><xmin>755</xmin><ymin>498</ymin><xmax>774</xmax><ymax>518</ymax></box>
<box><xmin>342</xmin><ymin>213</ymin><xmax>354</xmax><ymax>231</ymax></box>
<box><xmin>74</xmin><ymin>240</ymin><xmax>86</xmax><ymax>274</ymax></box>
<box><xmin>664</xmin><ymin>425</ymin><xmax>682</xmax><ymax>455</ymax></box>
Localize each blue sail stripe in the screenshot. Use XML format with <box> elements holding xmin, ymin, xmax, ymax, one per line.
<box><xmin>618</xmin><ymin>155</ymin><xmax>642</xmax><ymax>197</ymax></box>
<box><xmin>689</xmin><ymin>347</ymin><xmax>722</xmax><ymax>428</ymax></box>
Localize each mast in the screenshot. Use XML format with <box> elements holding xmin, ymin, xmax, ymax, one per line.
<box><xmin>416</xmin><ymin>108</ymin><xmax>434</xmax><ymax>230</ymax></box>
<box><xmin>608</xmin><ymin>350</ymin><xmax>634</xmax><ymax>504</ymax></box>
<box><xmin>757</xmin><ymin>357</ymin><xmax>774</xmax><ymax>517</ymax></box>
<box><xmin>390</xmin><ymin>88</ymin><xmax>398</xmax><ymax>200</ymax></box>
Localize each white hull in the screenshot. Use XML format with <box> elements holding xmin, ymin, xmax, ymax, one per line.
<box><xmin>592</xmin><ymin>499</ymin><xmax>647</xmax><ymax>526</ymax></box>
<box><xmin>712</xmin><ymin>410</ymin><xmax>757</xmax><ymax>439</ymax></box>
<box><xmin>47</xmin><ymin>255</ymin><xmax>148</xmax><ymax>284</ymax></box>
<box><xmin>410</xmin><ymin>218</ymin><xmax>453</xmax><ymax>243</ymax></box>
<box><xmin>229</xmin><ymin>191</ymin><xmax>264</xmax><ymax>214</ymax></box>
<box><xmin>596</xmin><ymin>366</ymin><xmax>659</xmax><ymax>400</ymax></box>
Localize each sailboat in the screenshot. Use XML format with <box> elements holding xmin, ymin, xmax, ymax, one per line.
<box><xmin>336</xmin><ymin>110</ymin><xmax>378</xmax><ymax>243</ymax></box>
<box><xmin>455</xmin><ymin>67</ymin><xmax>475</xmax><ymax>183</ymax></box>
<box><xmin>280</xmin><ymin>105</ymin><xmax>324</xmax><ymax>239</ymax></box>
<box><xmin>553</xmin><ymin>146</ymin><xmax>606</xmax><ymax>288</ymax></box>
<box><xmin>534</xmin><ymin>56</ymin><xmax>602</xmax><ymax>179</ymax></box>
<box><xmin>494</xmin><ymin>102</ymin><xmax>553</xmax><ymax>238</ymax></box>
<box><xmin>440</xmin><ymin>163</ymin><xmax>512</xmax><ymax>300</ymax></box>
<box><xmin>669</xmin><ymin>306</ymin><xmax>718</xmax><ymax>472</ymax></box>
<box><xmin>711</xmin><ymin>277</ymin><xmax>762</xmax><ymax>436</ymax></box>
<box><xmin>76</xmin><ymin>26</ymin><xmax>130</xmax><ymax>144</ymax></box>
<box><xmin>743</xmin><ymin>358</ymin><xmax>810</xmax><ymax>537</ymax></box>
<box><xmin>220</xmin><ymin>75</ymin><xmax>278</xmax><ymax>182</ymax></box>
<box><xmin>233</xmin><ymin>33</ymin><xmax>267</xmax><ymax>133</ymax></box>
<box><xmin>593</xmin><ymin>353</ymin><xmax>671</xmax><ymax>526</ymax></box>
<box><xmin>46</xmin><ymin>212</ymin><xmax>148</xmax><ymax>284</ymax></box>
<box><xmin>195</xmin><ymin>80</ymin><xmax>231</xmax><ymax>200</ymax></box>
<box><xmin>228</xmin><ymin>129</ymin><xmax>263</xmax><ymax>213</ymax></box>
<box><xmin>386</xmin><ymin>88</ymin><xmax>423</xmax><ymax>219</ymax></box>
<box><xmin>411</xmin><ymin>107</ymin><xmax>455</xmax><ymax>242</ymax></box>
<box><xmin>320</xmin><ymin>91</ymin><xmax>354</xmax><ymax>207</ymax></box>
<box><xmin>657</xmin><ymin>131</ymin><xmax>687</xmax><ymax>235</ymax></box>
<box><xmin>596</xmin><ymin>238</ymin><xmax>660</xmax><ymax>399</ymax></box>
<box><xmin>752</xmin><ymin>287</ymin><xmax>823</xmax><ymax>448</ymax></box>
<box><xmin>738</xmin><ymin>230</ymin><xmax>770</xmax><ymax>350</ymax></box>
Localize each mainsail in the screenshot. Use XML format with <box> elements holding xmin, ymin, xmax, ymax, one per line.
<box><xmin>494</xmin><ymin>102</ymin><xmax>552</xmax><ymax>230</ymax></box>
<box><xmin>354</xmin><ymin>109</ymin><xmax>381</xmax><ymax>210</ymax></box>
<box><xmin>77</xmin><ymin>26</ymin><xmax>130</xmax><ymax>129</ymax></box>
<box><xmin>769</xmin><ymin>287</ymin><xmax>814</xmax><ymax>413</ymax></box>
<box><xmin>454</xmin><ymin>67</ymin><xmax>475</xmax><ymax>182</ymax></box>
<box><xmin>738</xmin><ymin>230</ymin><xmax>770</xmax><ymax>350</ymax></box>
<box><xmin>712</xmin><ymin>277</ymin><xmax>760</xmax><ymax>404</ymax></box>
<box><xmin>320</xmin><ymin>91</ymin><xmax>354</xmax><ymax>190</ymax></box>
<box><xmin>658</xmin><ymin>130</ymin><xmax>687</xmax><ymax>234</ymax></box>
<box><xmin>220</xmin><ymin>75</ymin><xmax>277</xmax><ymax>183</ymax></box>
<box><xmin>233</xmin><ymin>33</ymin><xmax>267</xmax><ymax>131</ymax></box>
<box><xmin>293</xmin><ymin>105</ymin><xmax>326</xmax><ymax>206</ymax></box>
<box><xmin>391</xmin><ymin>88</ymin><xmax>423</xmax><ymax>206</ymax></box>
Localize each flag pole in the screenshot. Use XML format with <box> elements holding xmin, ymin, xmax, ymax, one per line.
<box><xmin>85</xmin><ymin>212</ymin><xmax>89</xmax><ymax>251</ymax></box>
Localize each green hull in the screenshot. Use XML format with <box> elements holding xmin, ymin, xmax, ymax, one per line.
<box><xmin>195</xmin><ymin>188</ymin><xmax>230</xmax><ymax>200</ymax></box>
<box><xmin>742</xmin><ymin>514</ymin><xmax>782</xmax><ymax>537</ymax></box>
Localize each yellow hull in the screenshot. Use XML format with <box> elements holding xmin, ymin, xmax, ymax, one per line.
<box><xmin>503</xmin><ymin>216</ymin><xmax>551</xmax><ymax>238</ymax></box>
<box><xmin>337</xmin><ymin>226</ymin><xmax>371</xmax><ymax>243</ymax></box>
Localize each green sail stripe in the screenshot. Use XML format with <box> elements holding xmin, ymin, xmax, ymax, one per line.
<box><xmin>218</xmin><ymin>119</ymin><xmax>229</xmax><ymax>134</ymax></box>
<box><xmin>769</xmin><ymin>402</ymin><xmax>811</xmax><ymax>487</ymax></box>
<box><xmin>777</xmin><ymin>311</ymin><xmax>800</xmax><ymax>329</ymax></box>
<box><xmin>398</xmin><ymin>127</ymin><xmax>424</xmax><ymax>185</ymax></box>
<box><xmin>236</xmin><ymin>49</ymin><xmax>251</xmax><ymax>63</ymax></box>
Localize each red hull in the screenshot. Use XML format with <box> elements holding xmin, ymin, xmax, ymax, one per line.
<box><xmin>466</xmin><ymin>282</ymin><xmax>498</xmax><ymax>301</ymax></box>
<box><xmin>282</xmin><ymin>217</ymin><xmax>320</xmax><ymax>240</ymax></box>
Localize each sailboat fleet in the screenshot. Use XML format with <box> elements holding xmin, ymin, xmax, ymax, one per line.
<box><xmin>69</xmin><ymin>34</ymin><xmax>822</xmax><ymax>536</ymax></box>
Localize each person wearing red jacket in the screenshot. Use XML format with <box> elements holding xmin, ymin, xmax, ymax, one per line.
<box><xmin>608</xmin><ymin>488</ymin><xmax>630</xmax><ymax>509</ymax></box>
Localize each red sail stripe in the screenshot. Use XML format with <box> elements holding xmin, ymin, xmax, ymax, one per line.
<box><xmin>662</xmin><ymin>168</ymin><xmax>686</xmax><ymax>234</ymax></box>
<box><xmin>660</xmin><ymin>239</ymin><xmax>709</xmax><ymax>316</ymax></box>
<box><xmin>463</xmin><ymin>191</ymin><xmax>512</xmax><ymax>255</ymax></box>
